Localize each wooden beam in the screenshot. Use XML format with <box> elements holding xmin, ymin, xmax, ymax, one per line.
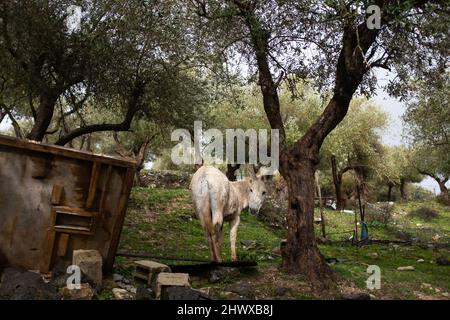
<box><xmin>51</xmin><ymin>184</ymin><xmax>64</xmax><ymax>205</ymax></box>
<box><xmin>86</xmin><ymin>161</ymin><xmax>101</xmax><ymax>210</ymax></box>
<box><xmin>104</xmin><ymin>167</ymin><xmax>135</xmax><ymax>272</ymax></box>
<box><xmin>57</xmin><ymin>234</ymin><xmax>70</xmax><ymax>257</ymax></box>
<box><xmin>39</xmin><ymin>229</ymin><xmax>56</xmax><ymax>274</ymax></box>
<box><xmin>98</xmin><ymin>165</ymin><xmax>113</xmax><ymax>216</ymax></box>
<box><xmin>0</xmin><ymin>134</ymin><xmax>136</xmax><ymax>169</ymax></box>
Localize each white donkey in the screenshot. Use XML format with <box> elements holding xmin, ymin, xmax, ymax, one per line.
<box><xmin>190</xmin><ymin>166</ymin><xmax>267</xmax><ymax>262</ymax></box>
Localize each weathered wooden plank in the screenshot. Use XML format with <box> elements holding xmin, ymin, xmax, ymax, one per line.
<box><xmin>86</xmin><ymin>161</ymin><xmax>101</xmax><ymax>210</ymax></box>
<box><xmin>57</xmin><ymin>234</ymin><xmax>70</xmax><ymax>257</ymax></box>
<box><xmin>0</xmin><ymin>134</ymin><xmax>136</xmax><ymax>169</ymax></box>
<box><xmin>39</xmin><ymin>230</ymin><xmax>56</xmax><ymax>274</ymax></box>
<box><xmin>98</xmin><ymin>165</ymin><xmax>113</xmax><ymax>217</ymax></box>
<box><xmin>104</xmin><ymin>167</ymin><xmax>135</xmax><ymax>272</ymax></box>
<box><xmin>51</xmin><ymin>184</ymin><xmax>64</xmax><ymax>205</ymax></box>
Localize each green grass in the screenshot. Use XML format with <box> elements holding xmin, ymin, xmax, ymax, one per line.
<box><xmin>115</xmin><ymin>187</ymin><xmax>450</xmax><ymax>300</ymax></box>
<box><xmin>391</xmin><ymin>200</ymin><xmax>450</xmax><ymax>243</ymax></box>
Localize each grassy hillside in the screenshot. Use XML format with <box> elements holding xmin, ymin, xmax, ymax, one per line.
<box><xmin>114</xmin><ymin>187</ymin><xmax>450</xmax><ymax>300</ymax></box>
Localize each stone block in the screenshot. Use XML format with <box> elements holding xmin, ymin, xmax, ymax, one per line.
<box><xmin>72</xmin><ymin>250</ymin><xmax>103</xmax><ymax>286</ymax></box>
<box><xmin>153</xmin><ymin>272</ymin><xmax>190</xmax><ymax>299</ymax></box>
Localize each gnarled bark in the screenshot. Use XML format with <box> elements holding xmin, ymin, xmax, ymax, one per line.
<box><xmin>26</xmin><ymin>93</ymin><xmax>58</xmax><ymax>141</ymax></box>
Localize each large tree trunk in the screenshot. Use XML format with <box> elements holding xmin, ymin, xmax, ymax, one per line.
<box><xmin>27</xmin><ymin>93</ymin><xmax>57</xmax><ymax>141</ymax></box>
<box><xmin>331</xmin><ymin>156</ymin><xmax>345</xmax><ymax>210</ymax></box>
<box><xmin>280</xmin><ymin>156</ymin><xmax>334</xmax><ymax>287</ymax></box>
<box><xmin>231</xmin><ymin>0</ymin><xmax>380</xmax><ymax>289</ymax></box>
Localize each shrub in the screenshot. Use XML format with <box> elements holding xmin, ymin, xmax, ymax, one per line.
<box><xmin>365</xmin><ymin>202</ymin><xmax>394</xmax><ymax>224</ymax></box>
<box><xmin>409</xmin><ymin>207</ymin><xmax>439</xmax><ymax>220</ymax></box>
<box><xmin>437</xmin><ymin>193</ymin><xmax>450</xmax><ymax>206</ymax></box>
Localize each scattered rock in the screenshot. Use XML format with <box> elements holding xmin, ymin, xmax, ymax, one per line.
<box><xmin>272</xmin><ymin>246</ymin><xmax>281</xmax><ymax>255</ymax></box>
<box><xmin>72</xmin><ymin>250</ymin><xmax>103</xmax><ymax>286</ymax></box>
<box><xmin>51</xmin><ymin>273</ymin><xmax>71</xmax><ymax>288</ymax></box>
<box><xmin>224</xmin><ymin>281</ymin><xmax>255</xmax><ymax>299</ymax></box>
<box><xmin>442</xmin><ymin>292</ymin><xmax>449</xmax><ymax>297</ymax></box>
<box><xmin>113</xmin><ymin>274</ymin><xmax>124</xmax><ymax>283</ymax></box>
<box><xmin>125</xmin><ymin>285</ymin><xmax>137</xmax><ymax>294</ymax></box>
<box><xmin>135</xmin><ymin>287</ymin><xmax>154</xmax><ymax>300</ymax></box>
<box><xmin>341</xmin><ymin>293</ymin><xmax>371</xmax><ymax>300</ymax></box>
<box><xmin>220</xmin><ymin>291</ymin><xmax>243</xmax><ymax>300</ymax></box>
<box><xmin>112</xmin><ymin>288</ymin><xmax>134</xmax><ymax>300</ymax></box>
<box><xmin>61</xmin><ymin>283</ymin><xmax>95</xmax><ymax>300</ymax></box>
<box><xmin>274</xmin><ymin>287</ymin><xmax>291</xmax><ymax>297</ymax></box>
<box><xmin>240</xmin><ymin>240</ymin><xmax>257</xmax><ymax>248</ymax></box>
<box><xmin>325</xmin><ymin>257</ymin><xmax>339</xmax><ymax>265</ymax></box>
<box><xmin>436</xmin><ymin>256</ymin><xmax>450</xmax><ymax>266</ymax></box>
<box><xmin>209</xmin><ymin>267</ymin><xmax>239</xmax><ymax>283</ymax></box>
<box><xmin>0</xmin><ymin>268</ymin><xmax>61</xmax><ymax>300</ymax></box>
<box><xmin>421</xmin><ymin>283</ymin><xmax>432</xmax><ymax>289</ymax></box>
<box><xmin>417</xmin><ymin>259</ymin><xmax>425</xmax><ymax>263</ymax></box>
<box><xmin>197</xmin><ymin>287</ymin><xmax>215</xmax><ymax>297</ymax></box>
<box><xmin>432</xmin><ymin>234</ymin><xmax>441</xmax><ymax>242</ymax></box>
<box><xmin>397</xmin><ymin>266</ymin><xmax>415</xmax><ymax>271</ymax></box>
<box><xmin>162</xmin><ymin>286</ymin><xmax>209</xmax><ymax>300</ymax></box>
<box><xmin>153</xmin><ymin>272</ymin><xmax>190</xmax><ymax>299</ymax></box>
<box><xmin>368</xmin><ymin>253</ymin><xmax>378</xmax><ymax>258</ymax></box>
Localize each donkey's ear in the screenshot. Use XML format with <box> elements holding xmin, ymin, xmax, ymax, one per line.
<box><xmin>248</xmin><ymin>164</ymin><xmax>258</xmax><ymax>179</ymax></box>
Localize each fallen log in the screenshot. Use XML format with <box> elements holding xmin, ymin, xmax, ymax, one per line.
<box><xmin>115</xmin><ymin>250</ymin><xmax>258</xmax><ymax>273</ymax></box>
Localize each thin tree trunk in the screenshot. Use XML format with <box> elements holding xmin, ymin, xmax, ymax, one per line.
<box><xmin>331</xmin><ymin>156</ymin><xmax>345</xmax><ymax>210</ymax></box>
<box><xmin>437</xmin><ymin>180</ymin><xmax>449</xmax><ymax>195</ymax></box>
<box><xmin>315</xmin><ymin>171</ymin><xmax>326</xmax><ymax>238</ymax></box>
<box><xmin>417</xmin><ymin>170</ymin><xmax>449</xmax><ymax>197</ymax></box>
<box><xmin>0</xmin><ymin>108</ymin><xmax>6</xmax><ymax>124</ymax></box>
<box><xmin>387</xmin><ymin>184</ymin><xmax>393</xmax><ymax>202</ymax></box>
<box><xmin>400</xmin><ymin>178</ymin><xmax>407</xmax><ymax>200</ymax></box>
<box><xmin>133</xmin><ymin>140</ymin><xmax>151</xmax><ymax>187</ymax></box>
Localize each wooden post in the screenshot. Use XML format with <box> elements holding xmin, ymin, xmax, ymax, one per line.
<box><xmin>315</xmin><ymin>171</ymin><xmax>326</xmax><ymax>238</ymax></box>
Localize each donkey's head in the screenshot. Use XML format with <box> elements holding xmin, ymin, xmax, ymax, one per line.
<box><xmin>247</xmin><ymin>173</ymin><xmax>267</xmax><ymax>215</ymax></box>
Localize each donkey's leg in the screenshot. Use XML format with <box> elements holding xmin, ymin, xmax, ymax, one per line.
<box><xmin>229</xmin><ymin>216</ymin><xmax>240</xmax><ymax>262</ymax></box>
<box><xmin>211</xmin><ymin>209</ymin><xmax>224</xmax><ymax>262</ymax></box>
<box><xmin>207</xmin><ymin>232</ymin><xmax>220</xmax><ymax>262</ymax></box>
<box><xmin>214</xmin><ymin>224</ymin><xmax>224</xmax><ymax>262</ymax></box>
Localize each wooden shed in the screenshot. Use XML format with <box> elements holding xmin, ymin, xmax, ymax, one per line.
<box><xmin>0</xmin><ymin>134</ymin><xmax>135</xmax><ymax>274</ymax></box>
